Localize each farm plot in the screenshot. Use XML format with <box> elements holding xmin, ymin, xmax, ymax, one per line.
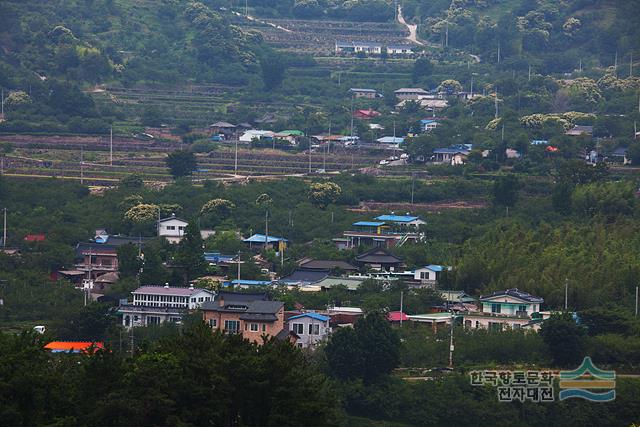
<box><xmin>234</xmin><ymin>17</ymin><xmax>410</xmax><ymax>54</ymax></box>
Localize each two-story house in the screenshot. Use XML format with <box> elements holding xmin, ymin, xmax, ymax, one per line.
<box><xmin>74</xmin><ymin>231</ymin><xmax>148</xmax><ymax>279</ymax></box>
<box><xmin>158</xmin><ymin>214</ymin><xmax>188</xmax><ymax>244</ymax></box>
<box><xmin>412</xmin><ymin>264</ymin><xmax>450</xmax><ymax>286</ymax></box>
<box><xmin>288</xmin><ymin>312</ymin><xmax>331</xmax><ymax>349</ymax></box>
<box><xmin>201</xmin><ymin>292</ymin><xmax>285</xmax><ymax>343</ymax></box>
<box><xmin>118</xmin><ymin>284</ymin><xmax>215</xmax><ymax>328</ymax></box>
<box><xmin>461</xmin><ymin>288</ymin><xmax>547</xmax><ymax>331</ymax></box>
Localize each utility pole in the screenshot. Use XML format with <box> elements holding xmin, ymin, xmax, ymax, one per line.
<box><xmin>614</xmin><ymin>51</ymin><xmax>618</xmax><ymax>75</ymax></box>
<box><xmin>579</xmin><ymin>58</ymin><xmax>582</xmax><ymax>73</ymax></box>
<box><xmin>630</xmin><ymin>52</ymin><xmax>634</xmax><ymax>78</ymax></box>
<box><xmin>635</xmin><ymin>286</ymin><xmax>638</xmax><ymax>317</ymax></box>
<box><xmin>2</xmin><ymin>208</ymin><xmax>6</xmax><ymax>248</ymax></box>
<box><xmin>564</xmin><ymin>278</ymin><xmax>568</xmax><ymax>311</ymax></box>
<box><xmin>470</xmin><ymin>76</ymin><xmax>474</xmax><ymax>97</ymax></box>
<box><xmin>501</xmin><ymin>124</ymin><xmax>505</xmax><ymax>143</ymax></box>
<box><xmin>234</xmin><ymin>138</ymin><xmax>238</xmax><ymax>173</ymax></box>
<box><xmin>445</xmin><ymin>20</ymin><xmax>449</xmax><ymax>48</ymax></box>
<box><xmin>494</xmin><ymin>87</ymin><xmax>499</xmax><ymax>119</ymax></box>
<box><xmin>410</xmin><ymin>173</ymin><xmax>415</xmax><ymax>204</ymax></box>
<box><xmin>80</xmin><ymin>146</ymin><xmax>84</xmax><ymax>185</ymax></box>
<box><xmin>350</xmin><ymin>94</ymin><xmax>355</xmax><ymax>138</ymax></box>
<box><xmin>109</xmin><ymin>126</ymin><xmax>113</xmax><ymax>166</ymax></box>
<box><xmin>308</xmin><ymin>145</ymin><xmax>312</xmax><ymax>174</ymax></box>
<box><xmin>400</xmin><ymin>291</ymin><xmax>404</xmax><ymax>326</ymax></box>
<box><xmin>237</xmin><ymin>250</ymin><xmax>241</xmax><ymax>282</ymax></box>
<box><xmin>497</xmin><ymin>41</ymin><xmax>500</xmax><ymax>63</ymax></box>
<box><xmin>245</xmin><ymin>0</ymin><xmax>248</xmax><ymax>16</ymax></box>
<box><xmin>1</xmin><ymin>88</ymin><xmax>4</xmax><ymax>119</ymax></box>
<box><xmin>528</xmin><ymin>65</ymin><xmax>531</xmax><ymax>81</ymax></box>
<box><xmin>264</xmin><ymin>210</ymin><xmax>269</xmax><ymax>247</ymax></box>
<box><xmin>448</xmin><ymin>311</ymin><xmax>455</xmax><ymax>368</ymax></box>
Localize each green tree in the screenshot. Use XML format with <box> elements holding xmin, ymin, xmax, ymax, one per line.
<box><xmin>139</xmin><ymin>243</ymin><xmax>169</xmax><ymax>285</ymax></box>
<box><xmin>308</xmin><ymin>182</ymin><xmax>342</xmax><ymax>209</ymax></box>
<box><xmin>165</xmin><ymin>150</ymin><xmax>197</xmax><ymax>178</ymax></box>
<box><xmin>626</xmin><ymin>143</ymin><xmax>640</xmax><ymax>165</ymax></box>
<box><xmin>325</xmin><ymin>312</ymin><xmax>400</xmax><ymax>382</ymax></box>
<box><xmin>491</xmin><ymin>175</ymin><xmax>521</xmax><ymax>208</ymax></box>
<box><xmin>412</xmin><ymin>58</ymin><xmax>433</xmax><ymax>83</ymax></box>
<box><xmin>260</xmin><ymin>54</ymin><xmax>287</xmax><ymax>91</ymax></box>
<box><xmin>174</xmin><ymin>221</ymin><xmax>206</xmax><ymax>282</ymax></box>
<box><xmin>539</xmin><ymin>312</ymin><xmax>587</xmax><ymax>367</ymax></box>
<box><xmin>117</xmin><ymin>243</ymin><xmax>142</xmax><ymax>278</ymax></box>
<box><xmin>119</xmin><ymin>174</ymin><xmax>144</xmax><ymax>190</ymax></box>
<box><xmin>141</xmin><ymin>106</ymin><xmax>162</xmax><ymax>127</ymax></box>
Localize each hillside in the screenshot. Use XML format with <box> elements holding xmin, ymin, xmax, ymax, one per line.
<box><xmin>0</xmin><ymin>0</ymin><xmax>263</xmax><ymax>87</ymax></box>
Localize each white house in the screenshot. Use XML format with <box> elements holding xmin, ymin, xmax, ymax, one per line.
<box><xmin>158</xmin><ymin>214</ymin><xmax>188</xmax><ymax>244</ymax></box>
<box><xmin>239</xmin><ymin>130</ymin><xmax>274</xmax><ymax>143</ymax></box>
<box><xmin>118</xmin><ymin>284</ymin><xmax>216</xmax><ymax>328</ymax></box>
<box><xmin>412</xmin><ymin>264</ymin><xmax>449</xmax><ymax>284</ymax></box>
<box><xmin>289</xmin><ymin>312</ymin><xmax>331</xmax><ymax>349</ymax></box>
<box><xmin>461</xmin><ymin>288</ymin><xmax>548</xmax><ymax>331</ymax></box>
<box><xmin>386</xmin><ymin>45</ymin><xmax>414</xmax><ymax>55</ymax></box>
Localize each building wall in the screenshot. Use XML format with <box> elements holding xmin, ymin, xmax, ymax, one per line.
<box><xmin>289</xmin><ymin>316</ymin><xmax>331</xmax><ymax>348</ymax></box>
<box><xmin>462</xmin><ymin>315</ymin><xmax>537</xmax><ymax>331</ymax></box>
<box><xmin>203</xmin><ymin>307</ymin><xmax>285</xmax><ymax>343</ymax></box>
<box><xmin>354</xmin><ymin>92</ymin><xmax>376</xmax><ymax>99</ymax></box>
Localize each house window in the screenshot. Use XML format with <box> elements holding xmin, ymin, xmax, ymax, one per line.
<box><xmin>166</xmin><ymin>226</ymin><xmax>176</xmax><ymax>230</ymax></box>
<box><xmin>491</xmin><ymin>303</ymin><xmax>501</xmax><ymax>314</ymax></box>
<box><xmin>169</xmin><ymin>317</ymin><xmax>181</xmax><ymax>323</ymax></box>
<box><xmin>475</xmin><ymin>321</ymin><xmax>480</xmax><ymax>328</ymax></box>
<box><xmin>420</xmin><ymin>272</ymin><xmax>429</xmax><ymax>280</ymax></box>
<box><xmin>224</xmin><ymin>320</ymin><xmax>240</xmax><ymax>332</ymax></box>
<box><xmin>513</xmin><ymin>324</ymin><xmax>521</xmax><ymax>329</ymax></box>
<box><xmin>250</xmin><ymin>323</ymin><xmax>259</xmax><ymax>332</ymax></box>
<box><xmin>178</xmin><ymin>226</ymin><xmax>185</xmax><ymax>231</ymax></box>
<box><xmin>308</xmin><ymin>324</ymin><xmax>320</xmax><ymax>335</ymax></box>
<box><xmin>262</xmin><ymin>324</ymin><xmax>266</xmax><ymax>332</ymax></box>
<box><xmin>518</xmin><ymin>305</ymin><xmax>528</xmax><ymax>313</ymax></box>
<box><xmin>208</xmin><ymin>319</ymin><xmax>217</xmax><ymax>328</ymax></box>
<box><xmin>488</xmin><ymin>322</ymin><xmax>503</xmax><ymax>332</ymax></box>
<box><xmin>292</xmin><ymin>323</ymin><xmax>304</xmax><ymax>335</ymax></box>
<box><xmin>198</xmin><ymin>297</ymin><xmax>204</xmax><ymax>302</ymax></box>
<box><xmin>147</xmin><ymin>316</ymin><xmax>160</xmax><ymax>325</ymax></box>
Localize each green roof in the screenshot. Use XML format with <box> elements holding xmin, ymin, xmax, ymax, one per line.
<box><xmin>313</xmin><ymin>276</ymin><xmax>364</xmax><ymax>291</ymax></box>
<box><xmin>278</xmin><ymin>130</ymin><xmax>304</xmax><ymax>136</ymax></box>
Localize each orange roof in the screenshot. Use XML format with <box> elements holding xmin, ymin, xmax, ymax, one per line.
<box><xmin>44</xmin><ymin>341</ymin><xmax>105</xmax><ymax>353</ymax></box>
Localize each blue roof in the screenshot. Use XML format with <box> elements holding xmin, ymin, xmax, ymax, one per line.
<box><xmin>425</xmin><ymin>264</ymin><xmax>445</xmax><ymax>272</ymax></box>
<box><xmin>204</xmin><ymin>252</ymin><xmax>236</xmax><ymax>263</ymax></box>
<box><xmin>289</xmin><ymin>312</ymin><xmax>330</xmax><ymax>322</ymax></box>
<box><xmin>243</xmin><ymin>234</ymin><xmax>288</xmax><ymax>243</ymax></box>
<box><xmin>531</xmin><ymin>140</ymin><xmax>549</xmax><ymax>145</ymax></box>
<box><xmin>353</xmin><ymin>221</ymin><xmax>386</xmax><ymax>227</ymax></box>
<box><xmin>377</xmin><ymin>136</ymin><xmax>405</xmax><ymax>144</ymax></box>
<box><xmin>375</xmin><ymin>215</ymin><xmax>420</xmax><ymax>223</ymax></box>
<box><xmin>229</xmin><ymin>279</ymin><xmax>272</xmax><ymax>286</ymax></box>
<box><xmin>433</xmin><ymin>148</ymin><xmax>469</xmax><ymax>154</ymax></box>
<box><xmin>95</xmin><ymin>235</ymin><xmax>109</xmax><ymax>243</ymax></box>
<box><xmin>420</xmin><ymin>119</ymin><xmax>437</xmax><ymax>124</ymax></box>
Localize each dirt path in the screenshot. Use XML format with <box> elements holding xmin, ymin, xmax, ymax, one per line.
<box><xmin>397</xmin><ymin>6</ymin><xmax>424</xmax><ymax>46</ymax></box>
<box><xmin>232</xmin><ymin>11</ymin><xmax>293</xmax><ymax>33</ymax></box>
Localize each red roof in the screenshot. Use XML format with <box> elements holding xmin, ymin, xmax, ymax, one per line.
<box><xmin>387</xmin><ymin>311</ymin><xmax>409</xmax><ymax>322</ymax></box>
<box><xmin>24</xmin><ymin>234</ymin><xmax>46</xmax><ymax>242</ymax></box>
<box><xmin>44</xmin><ymin>341</ymin><xmax>105</xmax><ymax>353</ymax></box>
<box><xmin>354</xmin><ymin>109</ymin><xmax>381</xmax><ymax>119</ymax></box>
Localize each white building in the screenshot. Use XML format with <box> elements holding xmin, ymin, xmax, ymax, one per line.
<box><xmin>412</xmin><ymin>264</ymin><xmax>449</xmax><ymax>284</ymax></box>
<box><xmin>239</xmin><ymin>130</ymin><xmax>274</xmax><ymax>143</ymax></box>
<box><xmin>118</xmin><ymin>284</ymin><xmax>216</xmax><ymax>328</ymax></box>
<box><xmin>289</xmin><ymin>313</ymin><xmax>331</xmax><ymax>348</ymax></box>
<box><xmin>386</xmin><ymin>45</ymin><xmax>413</xmax><ymax>55</ymax></box>
<box><xmin>158</xmin><ymin>214</ymin><xmax>188</xmax><ymax>244</ymax></box>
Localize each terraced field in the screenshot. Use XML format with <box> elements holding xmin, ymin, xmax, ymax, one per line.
<box><xmin>0</xmin><ymin>135</ymin><xmax>389</xmax><ymax>184</ymax></box>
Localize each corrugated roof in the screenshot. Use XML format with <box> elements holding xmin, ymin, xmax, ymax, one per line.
<box><xmin>480</xmin><ymin>288</ymin><xmax>543</xmax><ymax>303</ymax></box>
<box><xmin>243</xmin><ymin>234</ymin><xmax>288</xmax><ymax>243</ymax></box>
<box><xmin>132</xmin><ymin>286</ymin><xmax>208</xmax><ymax>296</ymax></box>
<box><xmin>230</xmin><ymin>279</ymin><xmax>272</xmax><ymax>286</ymax></box>
<box><xmin>375</xmin><ymin>215</ymin><xmax>420</xmax><ymax>223</ymax></box>
<box><xmin>289</xmin><ymin>312</ymin><xmax>330</xmax><ymax>322</ymax></box>
<box><xmin>353</xmin><ymin>221</ymin><xmax>386</xmax><ymax>227</ymax></box>
<box><xmin>44</xmin><ymin>341</ymin><xmax>105</xmax><ymax>353</ymax></box>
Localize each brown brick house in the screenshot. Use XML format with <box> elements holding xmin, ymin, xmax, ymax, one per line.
<box><xmin>201</xmin><ymin>292</ymin><xmax>285</xmax><ymax>343</ymax></box>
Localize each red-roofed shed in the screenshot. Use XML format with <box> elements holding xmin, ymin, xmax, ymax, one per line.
<box><xmin>44</xmin><ymin>341</ymin><xmax>105</xmax><ymax>354</ymax></box>
<box><xmin>387</xmin><ymin>311</ymin><xmax>409</xmax><ymax>322</ymax></box>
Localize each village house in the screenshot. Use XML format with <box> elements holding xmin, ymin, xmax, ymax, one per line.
<box><xmin>288</xmin><ymin>312</ymin><xmax>331</xmax><ymax>349</ymax></box>
<box><xmin>118</xmin><ymin>284</ymin><xmax>215</xmax><ymax>328</ymax></box>
<box><xmin>74</xmin><ymin>230</ymin><xmax>148</xmax><ymax>279</ymax></box>
<box><xmin>461</xmin><ymin>288</ymin><xmax>548</xmax><ymax>331</ymax></box>
<box><xmin>565</xmin><ymin>125</ymin><xmax>593</xmax><ymax>136</ymax></box>
<box><xmin>242</xmin><ymin>233</ymin><xmax>288</xmax><ymax>252</ymax></box>
<box><xmin>374</xmin><ymin>214</ymin><xmax>426</xmax><ymax>228</ymax></box>
<box><xmin>209</xmin><ymin>121</ymin><xmax>237</xmax><ymax>137</ymax></box>
<box><xmin>412</xmin><ymin>264</ymin><xmax>449</xmax><ymax>285</ymax></box>
<box><xmin>338</xmin><ymin>220</ymin><xmax>421</xmax><ymax>249</ymax></box>
<box><xmin>386</xmin><ymin>45</ymin><xmax>414</xmax><ymax>55</ymax></box>
<box><xmin>394</xmin><ymin>88</ymin><xmax>430</xmax><ymax>101</ymax></box>
<box><xmin>157</xmin><ymin>214</ymin><xmax>188</xmax><ymax>244</ymax></box>
<box><xmin>335</xmin><ymin>41</ymin><xmax>382</xmax><ymax>55</ymax></box>
<box><xmin>432</xmin><ymin>144</ymin><xmax>471</xmax><ymax>165</ymax></box>
<box><xmin>354</xmin><ymin>109</ymin><xmax>381</xmax><ymax>120</ymax></box>
<box><xmin>349</xmin><ymin>88</ymin><xmax>378</xmax><ymax>99</ymax></box>
<box><xmin>355</xmin><ymin>247</ymin><xmax>404</xmax><ymax>271</ymax></box>
<box><xmin>420</xmin><ymin>119</ymin><xmax>441</xmax><ymax>132</ymax></box>
<box><xmin>201</xmin><ymin>292</ymin><xmax>286</xmax><ymax>343</ymax></box>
